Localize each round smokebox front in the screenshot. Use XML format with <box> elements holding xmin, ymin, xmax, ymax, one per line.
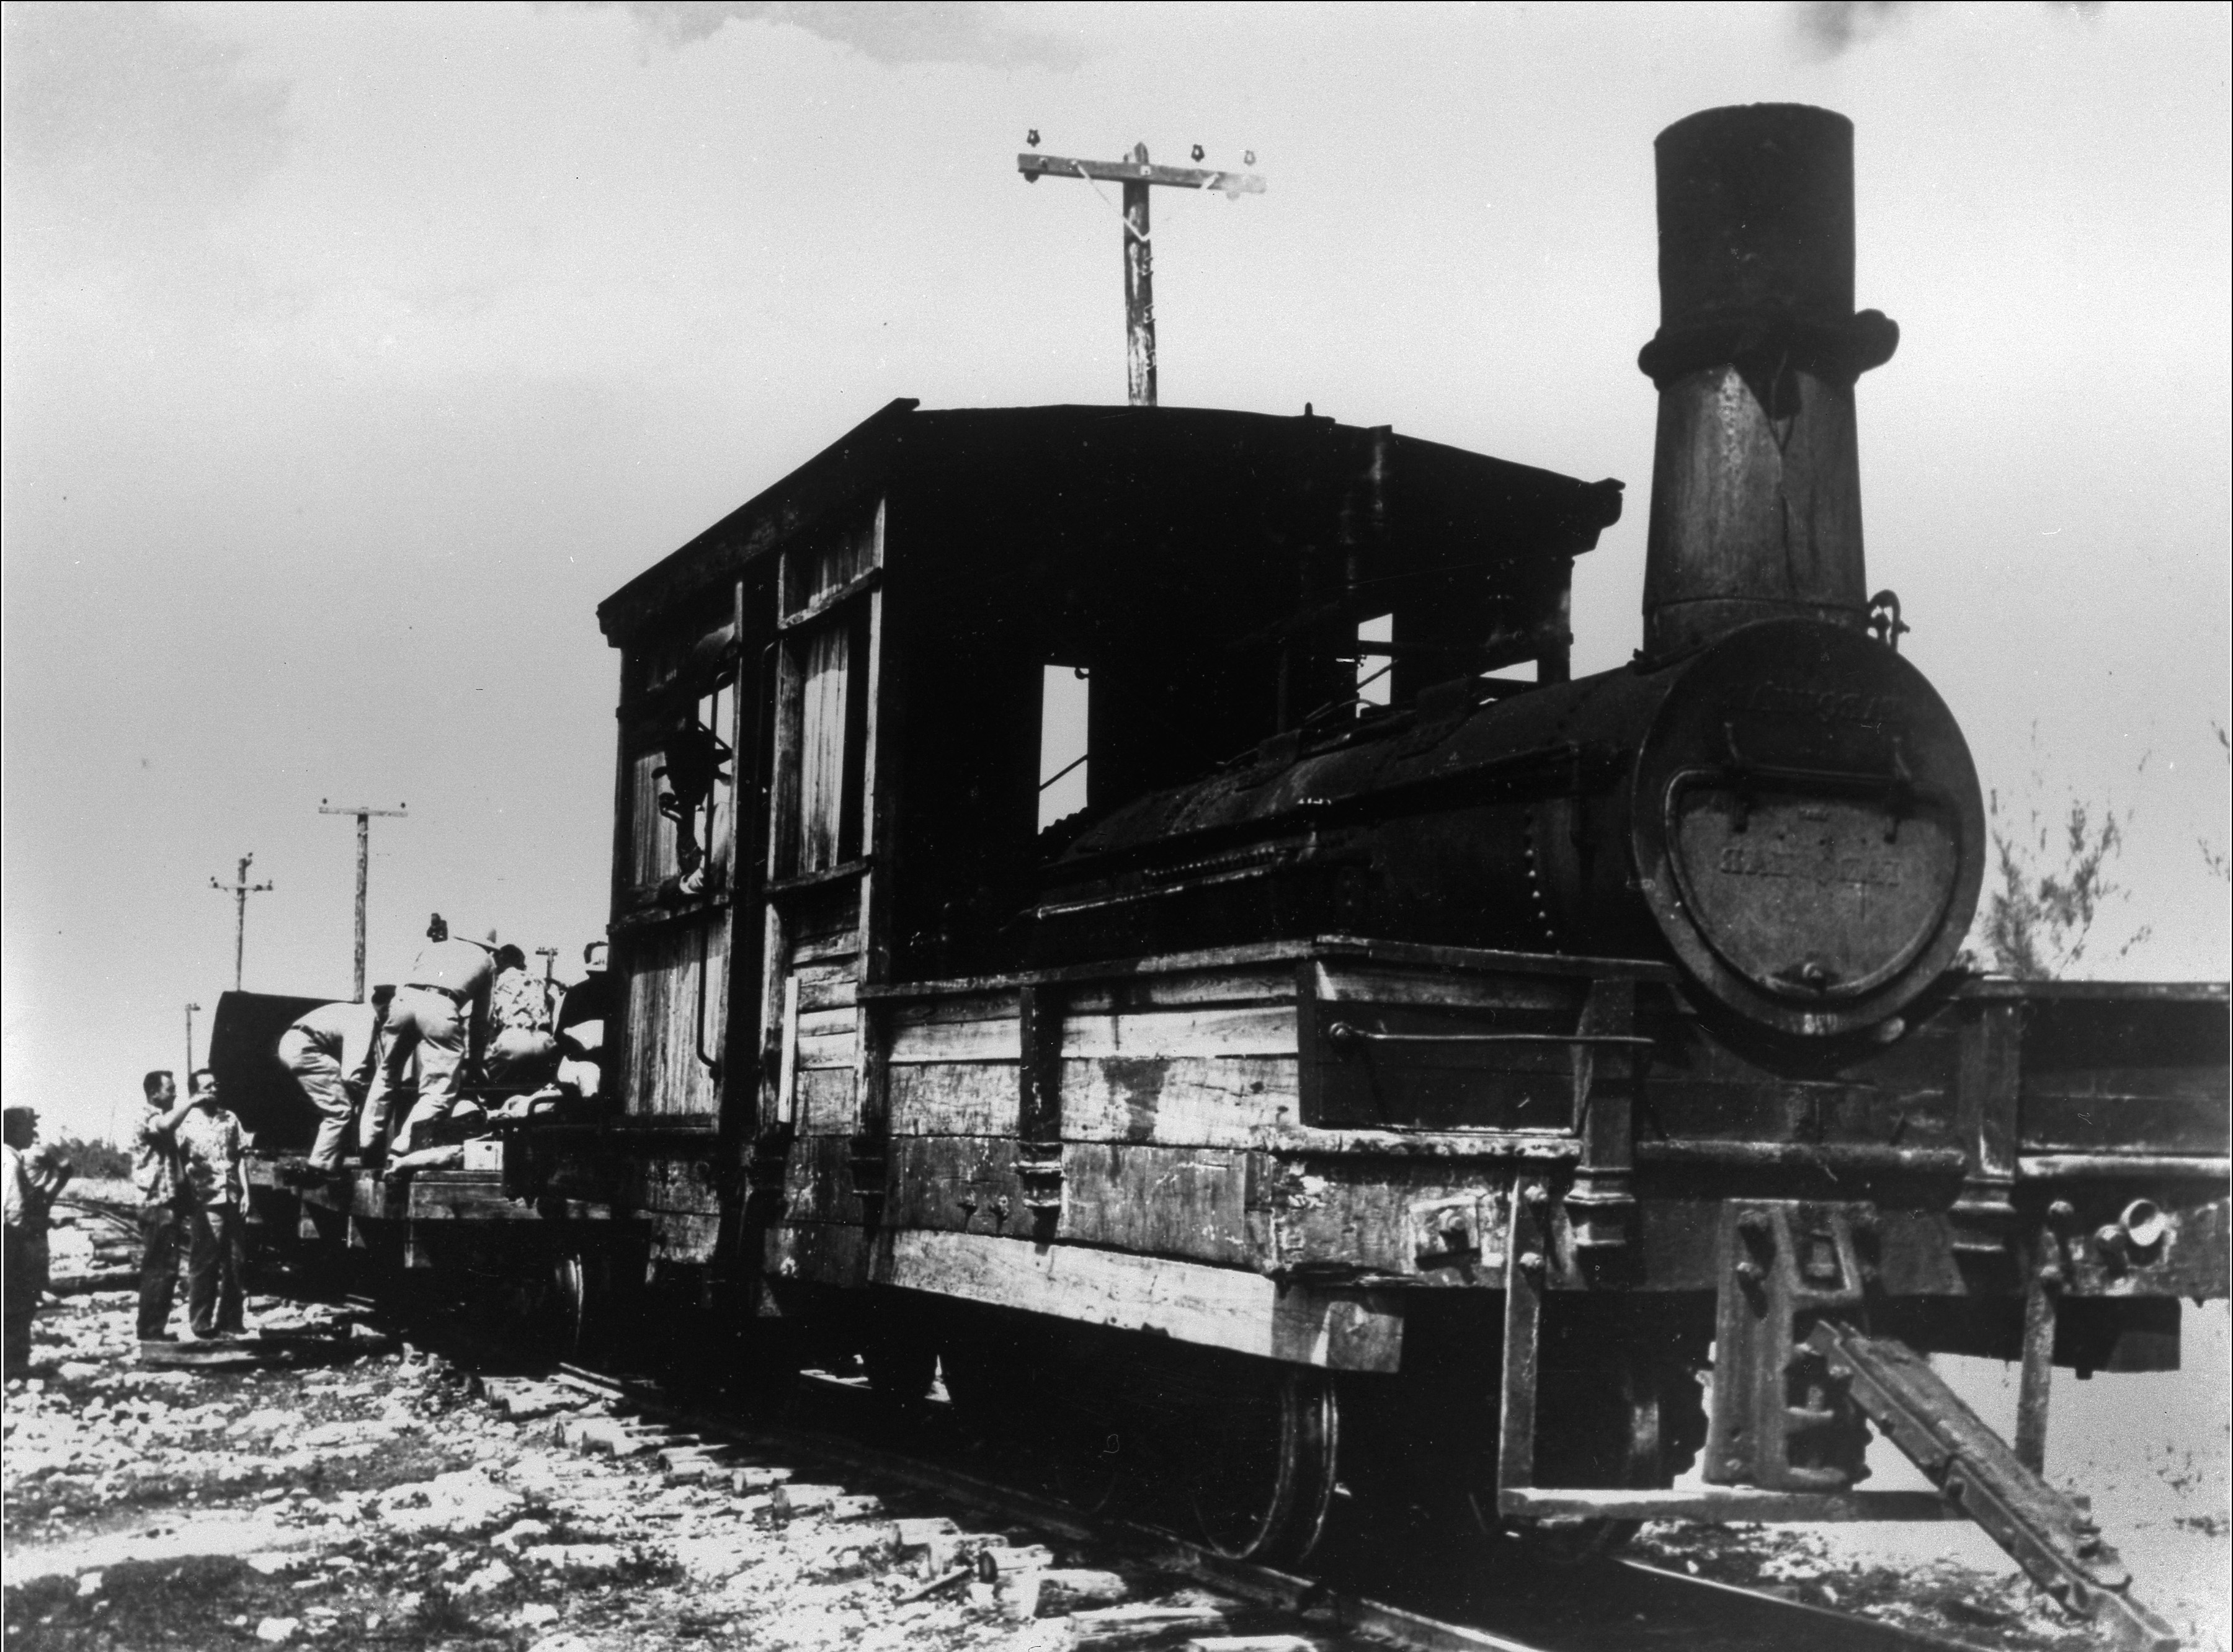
<box><xmin>1629</xmin><ymin>619</ymin><xmax>1984</xmax><ymax>1037</ymax></box>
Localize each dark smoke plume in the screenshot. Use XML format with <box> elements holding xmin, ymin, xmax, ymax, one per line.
<box><xmin>1795</xmin><ymin>1</ymin><xmax>2104</xmax><ymax>58</ymax></box>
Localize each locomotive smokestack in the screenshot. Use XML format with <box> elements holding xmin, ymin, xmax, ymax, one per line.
<box><xmin>1638</xmin><ymin>104</ymin><xmax>1899</xmax><ymax>659</ymax></box>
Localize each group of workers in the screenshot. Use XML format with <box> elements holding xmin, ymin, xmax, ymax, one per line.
<box><xmin>129</xmin><ymin>1069</ymin><xmax>253</xmax><ymax>1343</ymax></box>
<box><xmin>2</xmin><ymin>920</ymin><xmax>610</xmax><ymax>1366</ymax></box>
<box><xmin>279</xmin><ymin>915</ymin><xmax>607</xmax><ymax>1175</ymax></box>
<box><xmin>6</xmin><ymin>1075</ymin><xmax>252</xmax><ymax>1361</ymax></box>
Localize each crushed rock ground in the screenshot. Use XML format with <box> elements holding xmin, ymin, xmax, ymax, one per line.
<box><xmin>5</xmin><ymin>1286</ymin><xmax>2227</xmax><ymax>1651</ymax></box>
<box><xmin>3</xmin><ymin>1292</ymin><xmax>1081</xmax><ymax>1651</ymax></box>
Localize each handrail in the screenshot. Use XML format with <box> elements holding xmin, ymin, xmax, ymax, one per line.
<box><xmin>1324</xmin><ymin>1021</ymin><xmax>1654</xmax><ymax>1054</ymax></box>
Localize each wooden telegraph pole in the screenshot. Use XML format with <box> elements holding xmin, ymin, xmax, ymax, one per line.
<box><xmin>321</xmin><ymin>801</ymin><xmax>408</xmax><ymax>1002</ymax></box>
<box><xmin>1019</xmin><ymin>141</ymin><xmax>1266</xmax><ymax>406</ymax></box>
<box><xmin>209</xmin><ymin>854</ymin><xmax>274</xmax><ymax>992</ymax></box>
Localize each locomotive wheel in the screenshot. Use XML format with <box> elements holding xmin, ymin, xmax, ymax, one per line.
<box><xmin>537</xmin><ymin>1244</ymin><xmax>639</xmax><ymax>1365</ymax></box>
<box><xmin>1187</xmin><ymin>1364</ymin><xmax>1340</xmax><ymax>1565</ymax></box>
<box><xmin>548</xmin><ymin>1248</ymin><xmax>598</xmax><ymax>1362</ymax></box>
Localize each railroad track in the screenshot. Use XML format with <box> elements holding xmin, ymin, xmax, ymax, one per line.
<box><xmin>350</xmin><ymin>1290</ymin><xmax>1984</xmax><ymax>1652</ymax></box>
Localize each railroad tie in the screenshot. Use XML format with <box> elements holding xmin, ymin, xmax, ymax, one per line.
<box><xmin>1069</xmin><ymin>1604</ymin><xmax>1228</xmax><ymax>1647</ymax></box>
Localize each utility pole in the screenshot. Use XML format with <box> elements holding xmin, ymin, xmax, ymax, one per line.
<box><xmin>321</xmin><ymin>801</ymin><xmax>408</xmax><ymax>1002</ymax></box>
<box><xmin>1019</xmin><ymin>141</ymin><xmax>1266</xmax><ymax>406</ymax></box>
<box><xmin>209</xmin><ymin>854</ymin><xmax>274</xmax><ymax>992</ymax></box>
<box><xmin>185</xmin><ymin>1002</ymin><xmax>202</xmax><ymax>1080</ymax></box>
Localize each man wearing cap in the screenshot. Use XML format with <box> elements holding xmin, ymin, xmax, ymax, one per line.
<box><xmin>361</xmin><ymin>915</ymin><xmax>494</xmax><ymax>1161</ymax></box>
<box><xmin>131</xmin><ymin>1071</ymin><xmax>195</xmax><ymax>1341</ymax></box>
<box><xmin>555</xmin><ymin>940</ymin><xmax>612</xmax><ymax>1100</ymax></box>
<box><xmin>279</xmin><ymin>988</ymin><xmax>392</xmax><ymax>1173</ymax></box>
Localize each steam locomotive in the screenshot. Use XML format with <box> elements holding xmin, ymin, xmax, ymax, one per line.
<box><xmin>232</xmin><ymin>105</ymin><xmax>2227</xmax><ymax>1648</ymax></box>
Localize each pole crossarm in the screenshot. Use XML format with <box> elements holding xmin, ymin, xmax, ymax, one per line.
<box><xmin>1019</xmin><ymin>140</ymin><xmax>1267</xmax><ymax>408</ymax></box>
<box><xmin>210</xmin><ymin>853</ymin><xmax>274</xmax><ymax>992</ymax></box>
<box><xmin>1017</xmin><ymin>152</ymin><xmax>1267</xmax><ymax>195</ymax></box>
<box><xmin>321</xmin><ymin>802</ymin><xmax>407</xmax><ymax>1003</ymax></box>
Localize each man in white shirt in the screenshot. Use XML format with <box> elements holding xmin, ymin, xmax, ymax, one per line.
<box><xmin>176</xmin><ymin>1071</ymin><xmax>250</xmax><ymax>1339</ymax></box>
<box><xmin>361</xmin><ymin>915</ymin><xmax>494</xmax><ymax>1162</ymax></box>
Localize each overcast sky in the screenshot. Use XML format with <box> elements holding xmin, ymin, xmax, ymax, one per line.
<box><xmin>4</xmin><ymin>1</ymin><xmax>2227</xmax><ymax>1143</ymax></box>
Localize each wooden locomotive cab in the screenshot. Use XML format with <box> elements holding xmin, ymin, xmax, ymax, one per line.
<box><xmin>579</xmin><ymin>397</ymin><xmax>1622</xmax><ymax>1268</ymax></box>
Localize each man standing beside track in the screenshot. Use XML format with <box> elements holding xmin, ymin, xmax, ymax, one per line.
<box><xmin>4</xmin><ymin>1109</ymin><xmax>74</xmax><ymax>1367</ymax></box>
<box><xmin>177</xmin><ymin>1070</ymin><xmax>249</xmax><ymax>1339</ymax></box>
<box><xmin>361</xmin><ymin>915</ymin><xmax>494</xmax><ymax>1163</ymax></box>
<box><xmin>279</xmin><ymin>987</ymin><xmax>391</xmax><ymax>1173</ymax></box>
<box><xmin>131</xmin><ymin>1070</ymin><xmax>194</xmax><ymax>1342</ymax></box>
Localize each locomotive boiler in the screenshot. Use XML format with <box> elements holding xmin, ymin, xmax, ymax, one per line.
<box><xmin>1038</xmin><ymin>105</ymin><xmax>1976</xmax><ymax>1043</ymax></box>
<box><xmin>240</xmin><ymin>104</ymin><xmax>2229</xmax><ymax>1650</ymax></box>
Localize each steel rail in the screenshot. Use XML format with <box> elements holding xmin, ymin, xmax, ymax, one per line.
<box><xmin>548</xmin><ymin>1364</ymin><xmax>1545</xmax><ymax>1651</ymax></box>
<box><xmin>538</xmin><ymin>1362</ymin><xmax>1974</xmax><ymax>1652</ymax></box>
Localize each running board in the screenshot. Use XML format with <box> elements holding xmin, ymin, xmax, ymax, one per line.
<box><xmin>1807</xmin><ymin>1321</ymin><xmax>2178</xmax><ymax>1652</ymax></box>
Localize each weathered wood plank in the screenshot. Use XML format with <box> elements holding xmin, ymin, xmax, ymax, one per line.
<box><xmin>769</xmin><ymin>1219</ymin><xmax>878</xmax><ymax>1289</ymax></box>
<box><xmin>798</xmin><ymin>1030</ymin><xmax>860</xmax><ymax>1071</ymax></box>
<box><xmin>881</xmin><ymin>1230</ymin><xmax>1399</xmax><ymax>1372</ymax></box>
<box><xmin>622</xmin><ymin>920</ymin><xmax>728</xmax><ymax>1117</ymax></box>
<box><xmin>791</xmin><ymin>933</ymin><xmax>860</xmax><ymax>964</ymax></box>
<box><xmin>890</xmin><ymin>1018</ymin><xmax>1023</xmax><ymax>1064</ymax></box>
<box><xmin>1265</xmin><ymin>1158</ymin><xmax>1511</xmax><ymax>1285</ymax></box>
<box><xmin>891</xmin><ymin>992</ymin><xmax>1021</xmax><ymax>1027</ymax></box>
<box><xmin>796</xmin><ymin>1067</ymin><xmax>858</xmax><ymax>1135</ymax></box>
<box><xmin>1060</xmin><ymin>1144</ymin><xmax>1259</xmax><ymax>1267</ymax></box>
<box><xmin>775</xmin><ymin>971</ymin><xmax>801</xmax><ymax>1126</ymax></box>
<box><xmin>1314</xmin><ymin>962</ymin><xmax>1580</xmax><ymax>1013</ymax></box>
<box><xmin>796</xmin><ymin>623</ymin><xmax>852</xmax><ymax>874</ymax></box>
<box><xmin>798</xmin><ymin>1006</ymin><xmax>857</xmax><ymax>1039</ymax></box>
<box><xmin>784</xmin><ymin>1134</ymin><xmax>867</xmax><ymax>1224</ymax></box>
<box><xmin>796</xmin><ymin>965</ymin><xmax>860</xmax><ymax>1012</ymax></box>
<box><xmin>1061</xmin><ymin>1006</ymin><xmax>1297</xmax><ymax>1060</ymax></box>
<box><xmin>782</xmin><ymin>504</ymin><xmax>880</xmax><ymax>616</ymax></box>
<box><xmin>886</xmin><ymin>1136</ymin><xmax>1022</xmax><ymax>1233</ymax></box>
<box><xmin>888</xmin><ymin>1061</ymin><xmax>1020</xmax><ymax>1136</ymax></box>
<box><xmin>406</xmin><ymin>1177</ymin><xmax>533</xmax><ymax>1223</ymax></box>
<box><xmin>1062</xmin><ymin>1056</ymin><xmax>1300</xmax><ymax>1147</ymax></box>
<box><xmin>1066</xmin><ymin>969</ymin><xmax>1295</xmax><ymax>1015</ymax></box>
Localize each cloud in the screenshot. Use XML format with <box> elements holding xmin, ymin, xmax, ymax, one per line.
<box><xmin>1</xmin><ymin>2</ymin><xmax>289</xmax><ymax>201</ymax></box>
<box><xmin>1793</xmin><ymin>1</ymin><xmax>2104</xmax><ymax>58</ymax></box>
<box><xmin>587</xmin><ymin>1</ymin><xmax>1083</xmax><ymax>69</ymax></box>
